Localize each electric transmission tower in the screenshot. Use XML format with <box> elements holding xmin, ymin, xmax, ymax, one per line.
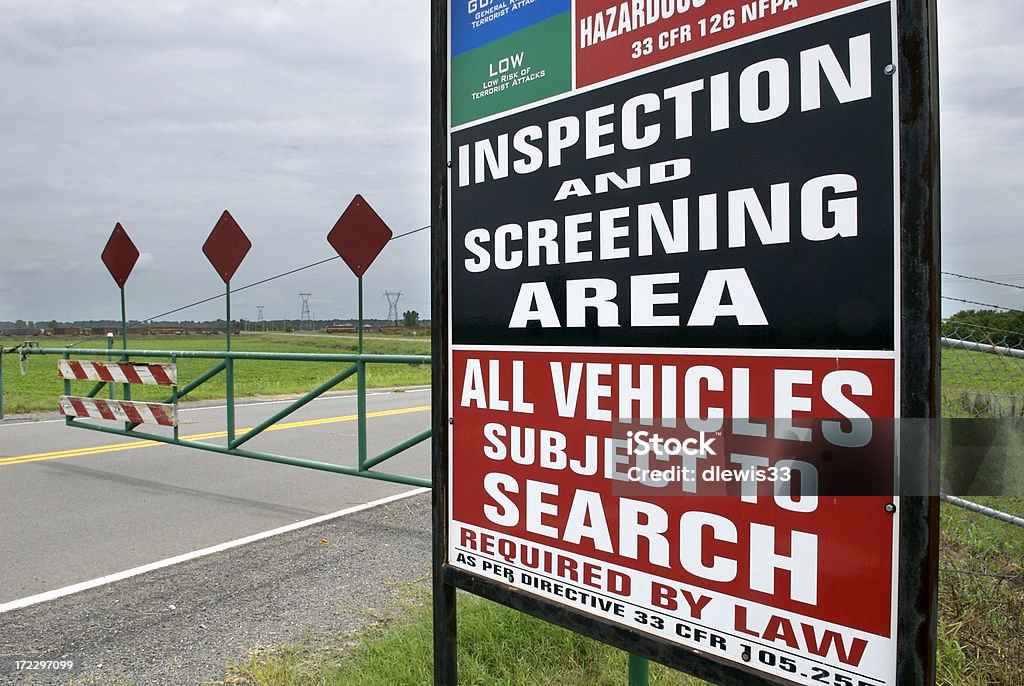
<box><xmin>384</xmin><ymin>291</ymin><xmax>402</xmax><ymax>325</ymax></box>
<box><xmin>256</xmin><ymin>305</ymin><xmax>265</xmax><ymax>332</ymax></box>
<box><xmin>299</xmin><ymin>293</ymin><xmax>312</xmax><ymax>330</ymax></box>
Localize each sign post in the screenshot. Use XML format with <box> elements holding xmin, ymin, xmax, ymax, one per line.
<box><xmin>328</xmin><ymin>193</ymin><xmax>394</xmax><ymax>469</ymax></box>
<box><xmin>433</xmin><ymin>1</ymin><xmax>940</xmax><ymax>685</ymax></box>
<box><xmin>202</xmin><ymin>209</ymin><xmax>251</xmax><ymax>443</ymax></box>
<box><xmin>327</xmin><ymin>193</ymin><xmax>394</xmax><ymax>357</ymax></box>
<box><xmin>101</xmin><ymin>222</ymin><xmax>141</xmax><ymax>411</ymax></box>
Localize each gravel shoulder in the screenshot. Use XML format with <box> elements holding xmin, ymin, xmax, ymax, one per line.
<box><xmin>0</xmin><ymin>491</ymin><xmax>432</xmax><ymax>686</ymax></box>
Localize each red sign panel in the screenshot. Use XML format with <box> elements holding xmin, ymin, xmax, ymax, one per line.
<box><xmin>202</xmin><ymin>210</ymin><xmax>251</xmax><ymax>283</ymax></box>
<box><xmin>451</xmin><ymin>349</ymin><xmax>896</xmax><ymax>638</ymax></box>
<box><xmin>101</xmin><ymin>223</ymin><xmax>139</xmax><ymax>289</ymax></box>
<box><xmin>327</xmin><ymin>194</ymin><xmax>393</xmax><ymax>278</ymax></box>
<box><xmin>576</xmin><ymin>0</ymin><xmax>864</xmax><ymax>87</ymax></box>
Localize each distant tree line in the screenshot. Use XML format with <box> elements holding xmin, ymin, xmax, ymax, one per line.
<box><xmin>943</xmin><ymin>308</ymin><xmax>1024</xmax><ymax>348</ymax></box>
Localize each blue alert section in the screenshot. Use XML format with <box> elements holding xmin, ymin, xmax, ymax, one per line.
<box><xmin>452</xmin><ymin>0</ymin><xmax>570</xmax><ymax>57</ymax></box>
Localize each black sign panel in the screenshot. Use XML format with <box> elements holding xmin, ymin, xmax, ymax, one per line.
<box><xmin>451</xmin><ymin>6</ymin><xmax>895</xmax><ymax>350</ymax></box>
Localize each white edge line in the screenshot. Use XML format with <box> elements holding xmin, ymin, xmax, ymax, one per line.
<box><xmin>0</xmin><ymin>487</ymin><xmax>430</xmax><ymax>615</ymax></box>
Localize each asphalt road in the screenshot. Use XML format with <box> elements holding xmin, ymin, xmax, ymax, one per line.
<box><xmin>0</xmin><ymin>490</ymin><xmax>434</xmax><ymax>685</ymax></box>
<box><xmin>0</xmin><ymin>388</ymin><xmax>432</xmax><ymax>606</ymax></box>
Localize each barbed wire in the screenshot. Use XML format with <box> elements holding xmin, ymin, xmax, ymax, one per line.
<box><xmin>943</xmin><ymin>271</ymin><xmax>1024</xmax><ymax>292</ymax></box>
<box><xmin>942</xmin><ymin>296</ymin><xmax>1024</xmax><ymax>315</ymax></box>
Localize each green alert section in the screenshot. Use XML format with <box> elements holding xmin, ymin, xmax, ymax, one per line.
<box><xmin>451</xmin><ymin>12</ymin><xmax>571</xmax><ymax>127</ymax></box>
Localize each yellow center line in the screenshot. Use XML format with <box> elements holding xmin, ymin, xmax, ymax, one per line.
<box><xmin>0</xmin><ymin>405</ymin><xmax>431</xmax><ymax>467</ymax></box>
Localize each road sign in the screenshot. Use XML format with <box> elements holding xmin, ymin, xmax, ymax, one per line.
<box><xmin>435</xmin><ymin>1</ymin><xmax>939</xmax><ymax>685</ymax></box>
<box><xmin>101</xmin><ymin>223</ymin><xmax>139</xmax><ymax>288</ymax></box>
<box><xmin>327</xmin><ymin>194</ymin><xmax>393</xmax><ymax>278</ymax></box>
<box><xmin>203</xmin><ymin>210</ymin><xmax>251</xmax><ymax>283</ymax></box>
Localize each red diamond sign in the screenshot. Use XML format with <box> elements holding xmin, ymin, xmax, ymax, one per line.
<box><xmin>203</xmin><ymin>210</ymin><xmax>251</xmax><ymax>283</ymax></box>
<box><xmin>101</xmin><ymin>223</ymin><xmax>140</xmax><ymax>289</ymax></box>
<box><xmin>327</xmin><ymin>195</ymin><xmax>392</xmax><ymax>278</ymax></box>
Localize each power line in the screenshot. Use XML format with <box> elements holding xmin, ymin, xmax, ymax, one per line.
<box><xmin>152</xmin><ymin>245</ymin><xmax>1019</xmax><ymax>324</ymax></box>
<box><xmin>143</xmin><ymin>224</ymin><xmax>430</xmax><ymax>322</ymax></box>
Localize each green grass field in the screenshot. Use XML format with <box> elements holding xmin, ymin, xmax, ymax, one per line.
<box><xmin>0</xmin><ymin>332</ymin><xmax>430</xmax><ymax>415</ymax></box>
<box><xmin>942</xmin><ymin>347</ymin><xmax>1024</xmax><ymax>417</ymax></box>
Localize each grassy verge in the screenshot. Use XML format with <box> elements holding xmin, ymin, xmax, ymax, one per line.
<box><xmin>225</xmin><ymin>494</ymin><xmax>1023</xmax><ymax>686</ymax></box>
<box><xmin>226</xmin><ymin>586</ymin><xmax>708</xmax><ymax>686</ymax></box>
<box><xmin>0</xmin><ymin>333</ymin><xmax>430</xmax><ymax>415</ymax></box>
<box><xmin>937</xmin><ymin>496</ymin><xmax>1024</xmax><ymax>685</ymax></box>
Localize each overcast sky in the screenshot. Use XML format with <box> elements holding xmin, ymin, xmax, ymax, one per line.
<box><xmin>0</xmin><ymin>1</ymin><xmax>1020</xmax><ymax>324</ymax></box>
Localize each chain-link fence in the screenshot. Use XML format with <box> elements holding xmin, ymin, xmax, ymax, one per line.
<box><xmin>942</xmin><ymin>320</ymin><xmax>1024</xmax><ymax>419</ymax></box>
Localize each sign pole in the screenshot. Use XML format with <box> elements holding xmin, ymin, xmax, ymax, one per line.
<box><xmin>895</xmin><ymin>0</ymin><xmax>941</xmax><ymax>683</ymax></box>
<box><xmin>100</xmin><ymin>222</ymin><xmax>140</xmax><ymax>425</ymax></box>
<box><xmin>431</xmin><ymin>2</ymin><xmax>457</xmax><ymax>682</ymax></box>
<box><xmin>119</xmin><ymin>286</ymin><xmax>132</xmax><ymax>408</ymax></box>
<box><xmin>120</xmin><ymin>286</ymin><xmax>128</xmax><ymax>353</ymax></box>
<box><xmin>225</xmin><ymin>280</ymin><xmax>235</xmax><ymax>444</ymax></box>
<box><xmin>107</xmin><ymin>333</ymin><xmax>115</xmax><ymax>399</ymax></box>
<box><xmin>356</xmin><ymin>275</ymin><xmax>368</xmax><ymax>469</ymax></box>
<box><xmin>323</xmin><ymin>195</ymin><xmax>393</xmax><ymax>470</ymax></box>
<box><xmin>201</xmin><ymin>210</ymin><xmax>251</xmax><ymax>447</ymax></box>
<box><xmin>358</xmin><ymin>276</ymin><xmax>364</xmax><ymax>356</ymax></box>
<box><xmin>628</xmin><ymin>655</ymin><xmax>649</xmax><ymax>686</ymax></box>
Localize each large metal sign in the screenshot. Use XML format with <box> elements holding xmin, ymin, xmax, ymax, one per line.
<box><xmin>433</xmin><ymin>1</ymin><xmax>939</xmax><ymax>684</ymax></box>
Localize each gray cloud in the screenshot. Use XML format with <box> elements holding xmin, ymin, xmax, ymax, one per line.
<box><xmin>0</xmin><ymin>0</ymin><xmax>431</xmax><ymax>323</ymax></box>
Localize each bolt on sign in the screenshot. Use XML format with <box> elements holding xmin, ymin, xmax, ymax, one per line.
<box><xmin>435</xmin><ymin>1</ymin><xmax>939</xmax><ymax>685</ymax></box>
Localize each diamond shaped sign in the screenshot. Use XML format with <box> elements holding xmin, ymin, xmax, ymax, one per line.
<box><xmin>101</xmin><ymin>223</ymin><xmax>140</xmax><ymax>289</ymax></box>
<box><xmin>327</xmin><ymin>195</ymin><xmax>392</xmax><ymax>278</ymax></box>
<box><xmin>203</xmin><ymin>210</ymin><xmax>251</xmax><ymax>283</ymax></box>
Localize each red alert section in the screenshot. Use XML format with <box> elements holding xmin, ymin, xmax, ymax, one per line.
<box><xmin>450</xmin><ymin>348</ymin><xmax>896</xmax><ymax>636</ymax></box>
<box><xmin>576</xmin><ymin>0</ymin><xmax>866</xmax><ymax>87</ymax></box>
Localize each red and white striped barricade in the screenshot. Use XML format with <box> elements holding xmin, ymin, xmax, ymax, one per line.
<box><xmin>58</xmin><ymin>396</ymin><xmax>177</xmax><ymax>426</ymax></box>
<box><xmin>57</xmin><ymin>359</ymin><xmax>177</xmax><ymax>386</ymax></box>
<box><xmin>57</xmin><ymin>359</ymin><xmax>178</xmax><ymax>427</ymax></box>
